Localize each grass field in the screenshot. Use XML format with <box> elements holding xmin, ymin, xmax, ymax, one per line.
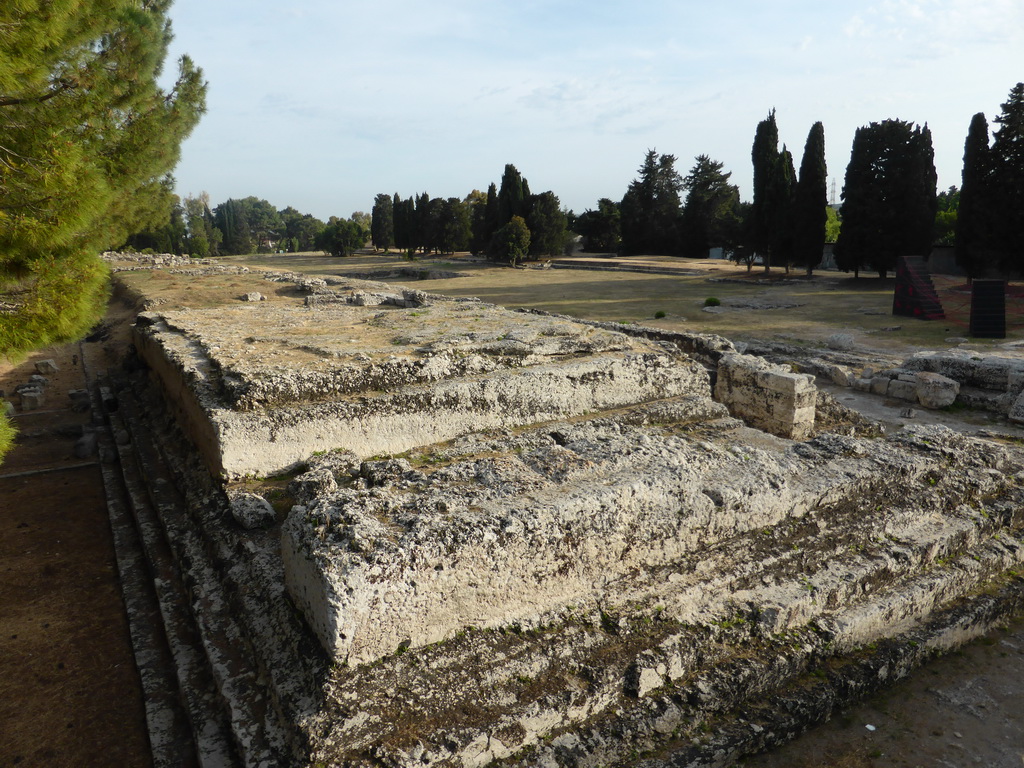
<box><xmin>224</xmin><ymin>251</ymin><xmax>1024</xmax><ymax>358</ymax></box>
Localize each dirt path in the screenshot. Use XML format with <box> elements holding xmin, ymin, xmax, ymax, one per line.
<box><xmin>0</xmin><ymin>340</ymin><xmax>150</xmax><ymax>767</ymax></box>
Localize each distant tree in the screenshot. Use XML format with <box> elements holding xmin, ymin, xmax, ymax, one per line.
<box><xmin>825</xmin><ymin>206</ymin><xmax>842</xmax><ymax>243</ymax></box>
<box><xmin>619</xmin><ymin>150</ymin><xmax>683</xmax><ymax>255</ymax></box>
<box><xmin>526</xmin><ymin>191</ymin><xmax>569</xmax><ymax>257</ymax></box>
<box><xmin>748</xmin><ymin>110</ymin><xmax>781</xmax><ymax>268</ymax></box>
<box><xmin>576</xmin><ymin>199</ymin><xmax>621</xmax><ymax>253</ymax></box>
<box><xmin>678</xmin><ymin>155</ymin><xmax>742</xmax><ymax>259</ymax></box>
<box><xmin>466</xmin><ymin>188</ymin><xmax>491</xmax><ymax>255</ymax></box>
<box><xmin>956</xmin><ymin>113</ymin><xmax>995</xmax><ymax>277</ymax></box>
<box><xmin>0</xmin><ymin>0</ymin><xmax>206</xmax><ymax>359</ymax></box>
<box><xmin>278</xmin><ymin>206</ymin><xmax>323</xmax><ymax>252</ymax></box>
<box><xmin>793</xmin><ymin>122</ymin><xmax>828</xmax><ymax>276</ymax></box>
<box><xmin>990</xmin><ymin>82</ymin><xmax>1024</xmax><ymax>274</ymax></box>
<box><xmin>497</xmin><ymin>164</ymin><xmax>529</xmax><ymax>227</ymax></box>
<box><xmin>492</xmin><ymin>216</ymin><xmax>531</xmax><ymax>266</ymax></box>
<box><xmin>834</xmin><ymin>119</ymin><xmax>937</xmax><ymax>278</ymax></box>
<box><xmin>393</xmin><ymin>195</ymin><xmax>415</xmax><ymax>251</ymax></box>
<box><xmin>214</xmin><ymin>199</ymin><xmax>254</xmax><ymax>255</ymax></box>
<box><xmin>371</xmin><ymin>194</ymin><xmax>395</xmax><ymax>251</ymax></box>
<box><xmin>316</xmin><ymin>217</ymin><xmax>367</xmax><ymax>257</ymax></box>
<box><xmin>436</xmin><ymin>198</ymin><xmax>471</xmax><ymax>254</ymax></box>
<box><xmin>237</xmin><ymin>197</ymin><xmax>282</xmax><ymax>251</ymax></box>
<box><xmin>767</xmin><ymin>147</ymin><xmax>796</xmax><ymax>271</ymax></box>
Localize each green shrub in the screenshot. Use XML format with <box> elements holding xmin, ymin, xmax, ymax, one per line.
<box><xmin>704</xmin><ymin>297</ymin><xmax>721</xmax><ymax>307</ymax></box>
<box><xmin>654</xmin><ymin>310</ymin><xmax>666</xmax><ymax>319</ymax></box>
<box><xmin>0</xmin><ymin>412</ymin><xmax>17</xmax><ymax>464</ymax></box>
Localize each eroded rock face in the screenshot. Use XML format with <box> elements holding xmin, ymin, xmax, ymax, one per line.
<box><xmin>714</xmin><ymin>353</ymin><xmax>816</xmax><ymax>439</ymax></box>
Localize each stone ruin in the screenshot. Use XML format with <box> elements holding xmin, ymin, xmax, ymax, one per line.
<box><xmin>95</xmin><ymin>256</ymin><xmax>1024</xmax><ymax>767</ymax></box>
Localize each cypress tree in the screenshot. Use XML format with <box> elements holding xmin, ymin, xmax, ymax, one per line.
<box><xmin>793</xmin><ymin>122</ymin><xmax>828</xmax><ymax>276</ymax></box>
<box><xmin>835</xmin><ymin>120</ymin><xmax>936</xmax><ymax>278</ymax></box>
<box><xmin>749</xmin><ymin>110</ymin><xmax>780</xmax><ymax>268</ymax></box>
<box><xmin>371</xmin><ymin>193</ymin><xmax>394</xmax><ymax>252</ymax></box>
<box><xmin>0</xmin><ymin>0</ymin><xmax>206</xmax><ymax>357</ymax></box>
<box><xmin>991</xmin><ymin>83</ymin><xmax>1024</xmax><ymax>275</ymax></box>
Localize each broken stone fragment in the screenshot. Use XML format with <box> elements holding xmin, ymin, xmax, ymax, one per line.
<box><xmin>288</xmin><ymin>467</ymin><xmax>339</xmax><ymax>505</ymax></box>
<box><xmin>228</xmin><ymin>491</ymin><xmax>277</xmax><ymax>529</ymax></box>
<box><xmin>35</xmin><ymin>359</ymin><xmax>58</xmax><ymax>374</ymax></box>
<box><xmin>74</xmin><ymin>431</ymin><xmax>98</xmax><ymax>459</ymax></box>
<box><xmin>19</xmin><ymin>388</ymin><xmax>45</xmax><ymax>410</ymax></box>
<box><xmin>242</xmin><ymin>292</ymin><xmax>264</xmax><ymax>302</ymax></box>
<box><xmin>361</xmin><ymin>458</ymin><xmax>413</xmax><ymax>487</ymax></box>
<box><xmin>67</xmin><ymin>389</ymin><xmax>91</xmax><ymax>413</ymax></box>
<box><xmin>915</xmin><ymin>371</ymin><xmax>960</xmax><ymax>409</ymax></box>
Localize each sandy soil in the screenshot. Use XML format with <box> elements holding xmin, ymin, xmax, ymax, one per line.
<box><xmin>0</xmin><ymin>341</ymin><xmax>151</xmax><ymax>767</ymax></box>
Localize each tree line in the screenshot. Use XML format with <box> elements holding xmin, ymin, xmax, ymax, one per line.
<box><xmin>369</xmin><ymin>164</ymin><xmax>571</xmax><ymax>265</ymax></box>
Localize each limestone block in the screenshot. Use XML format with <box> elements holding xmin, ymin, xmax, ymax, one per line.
<box><xmin>853</xmin><ymin>378</ymin><xmax>872</xmax><ymax>393</ymax></box>
<box><xmin>915</xmin><ymin>372</ymin><xmax>960</xmax><ymax>409</ymax></box>
<box><xmin>826</xmin><ymin>333</ymin><xmax>855</xmax><ymax>351</ymax></box>
<box><xmin>1009</xmin><ymin>390</ymin><xmax>1024</xmax><ymax>424</ymax></box>
<box><xmin>74</xmin><ymin>431</ymin><xmax>98</xmax><ymax>459</ymax></box>
<box><xmin>713</xmin><ymin>353</ymin><xmax>816</xmax><ymax>440</ymax></box>
<box><xmin>869</xmin><ymin>377</ymin><xmax>890</xmax><ymax>397</ymax></box>
<box><xmin>242</xmin><ymin>292</ymin><xmax>264</xmax><ymax>302</ymax></box>
<box><xmin>229</xmin><ymin>492</ymin><xmax>277</xmax><ymax>529</ymax></box>
<box><xmin>887</xmin><ymin>379</ymin><xmax>918</xmax><ymax>402</ymax></box>
<box><xmin>35</xmin><ymin>359</ymin><xmax>59</xmax><ymax>374</ymax></box>
<box><xmin>67</xmin><ymin>389</ymin><xmax>91</xmax><ymax>413</ymax></box>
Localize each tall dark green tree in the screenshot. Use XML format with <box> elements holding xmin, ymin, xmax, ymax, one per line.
<box><xmin>497</xmin><ymin>164</ymin><xmax>529</xmax><ymax>226</ymax></box>
<box><xmin>834</xmin><ymin>119</ymin><xmax>937</xmax><ymax>278</ymax></box>
<box><xmin>678</xmin><ymin>155</ymin><xmax>742</xmax><ymax>259</ymax></box>
<box><xmin>214</xmin><ymin>199</ymin><xmax>254</xmax><ymax>255</ymax></box>
<box><xmin>619</xmin><ymin>150</ymin><xmax>683</xmax><ymax>255</ymax></box>
<box><xmin>748</xmin><ymin>110</ymin><xmax>781</xmax><ymax>268</ymax></box>
<box><xmin>990</xmin><ymin>83</ymin><xmax>1024</xmax><ymax>275</ymax></box>
<box><xmin>525</xmin><ymin>191</ymin><xmax>569</xmax><ymax>257</ymax></box>
<box><xmin>768</xmin><ymin>147</ymin><xmax>797</xmax><ymax>271</ymax></box>
<box><xmin>0</xmin><ymin>0</ymin><xmax>206</xmax><ymax>359</ymax></box>
<box><xmin>371</xmin><ymin>193</ymin><xmax>394</xmax><ymax>251</ymax></box>
<box><xmin>576</xmin><ymin>199</ymin><xmax>621</xmax><ymax>253</ymax></box>
<box><xmin>436</xmin><ymin>198</ymin><xmax>471</xmax><ymax>254</ymax></box>
<box><xmin>793</xmin><ymin>122</ymin><xmax>828</xmax><ymax>276</ymax></box>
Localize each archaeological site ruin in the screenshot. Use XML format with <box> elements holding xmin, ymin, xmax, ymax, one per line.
<box><xmin>31</xmin><ymin>253</ymin><xmax>1024</xmax><ymax>767</ymax></box>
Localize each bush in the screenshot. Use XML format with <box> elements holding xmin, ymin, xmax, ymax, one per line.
<box><xmin>0</xmin><ymin>412</ymin><xmax>16</xmax><ymax>464</ymax></box>
<box><xmin>704</xmin><ymin>297</ymin><xmax>721</xmax><ymax>307</ymax></box>
<box><xmin>654</xmin><ymin>310</ymin><xmax>666</xmax><ymax>319</ymax></box>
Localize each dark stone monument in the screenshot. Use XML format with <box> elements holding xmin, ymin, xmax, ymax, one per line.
<box><xmin>892</xmin><ymin>255</ymin><xmax>945</xmax><ymax>320</ymax></box>
<box><xmin>970</xmin><ymin>280</ymin><xmax>1006</xmax><ymax>339</ymax></box>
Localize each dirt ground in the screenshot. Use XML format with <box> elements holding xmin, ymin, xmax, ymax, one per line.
<box><xmin>0</xmin><ymin>341</ymin><xmax>150</xmax><ymax>767</ymax></box>
<box><xmin>2</xmin><ymin>252</ymin><xmax>1023</xmax><ymax>767</ymax></box>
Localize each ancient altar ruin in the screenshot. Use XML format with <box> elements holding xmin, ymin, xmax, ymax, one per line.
<box><xmin>92</xmin><ymin>254</ymin><xmax>1024</xmax><ymax>768</ymax></box>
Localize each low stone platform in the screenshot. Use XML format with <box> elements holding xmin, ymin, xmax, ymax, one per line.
<box><xmin>132</xmin><ymin>279</ymin><xmax>710</xmax><ymax>479</ymax></box>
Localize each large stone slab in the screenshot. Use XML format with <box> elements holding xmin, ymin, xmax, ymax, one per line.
<box><xmin>132</xmin><ymin>284</ymin><xmax>712</xmax><ymax>478</ymax></box>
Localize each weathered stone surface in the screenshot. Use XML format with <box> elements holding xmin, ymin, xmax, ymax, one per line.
<box><xmin>35</xmin><ymin>359</ymin><xmax>59</xmax><ymax>374</ymax></box>
<box><xmin>826</xmin><ymin>333</ymin><xmax>855</xmax><ymax>351</ymax></box>
<box><xmin>887</xmin><ymin>378</ymin><xmax>918</xmax><ymax>401</ymax></box>
<box><xmin>242</xmin><ymin>291</ymin><xmax>264</xmax><ymax>302</ymax></box>
<box><xmin>916</xmin><ymin>371</ymin><xmax>960</xmax><ymax>409</ymax></box>
<box><xmin>1010</xmin><ymin>390</ymin><xmax>1024</xmax><ymax>424</ymax></box>
<box><xmin>714</xmin><ymin>353</ymin><xmax>816</xmax><ymax>439</ymax></box>
<box><xmin>133</xmin><ymin>292</ymin><xmax>712</xmax><ymax>478</ymax></box>
<box><xmin>19</xmin><ymin>387</ymin><xmax>45</xmax><ymax>410</ymax></box>
<box><xmin>228</xmin><ymin>491</ymin><xmax>277</xmax><ymax>529</ymax></box>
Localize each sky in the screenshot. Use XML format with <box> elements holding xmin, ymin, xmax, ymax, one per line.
<box><xmin>163</xmin><ymin>0</ymin><xmax>1024</xmax><ymax>222</ymax></box>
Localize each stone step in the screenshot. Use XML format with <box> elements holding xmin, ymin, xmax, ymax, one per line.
<box><xmin>121</xmin><ymin>370</ymin><xmax>328</xmax><ymax>754</ymax></box>
<box><xmin>113</xmin><ymin>385</ymin><xmax>295</xmax><ymax>765</ymax></box>
<box><xmin>98</xmin><ymin>383</ymin><xmax>239</xmax><ymax>768</ymax></box>
<box><xmin>90</xmin><ymin>386</ymin><xmax>197</xmax><ymax>768</ymax></box>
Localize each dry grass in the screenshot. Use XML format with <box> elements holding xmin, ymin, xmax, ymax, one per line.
<box><xmin>224</xmin><ymin>251</ymin><xmax>1023</xmax><ymax>358</ymax></box>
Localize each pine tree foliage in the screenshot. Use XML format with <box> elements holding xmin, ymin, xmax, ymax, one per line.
<box><xmin>619</xmin><ymin>150</ymin><xmax>683</xmax><ymax>255</ymax></box>
<box><xmin>0</xmin><ymin>0</ymin><xmax>206</xmax><ymax>357</ymax></box>
<box><xmin>793</xmin><ymin>122</ymin><xmax>828</xmax><ymax>275</ymax></box>
<box><xmin>748</xmin><ymin>110</ymin><xmax>780</xmax><ymax>264</ymax></box>
<box><xmin>678</xmin><ymin>155</ymin><xmax>742</xmax><ymax>259</ymax></box>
